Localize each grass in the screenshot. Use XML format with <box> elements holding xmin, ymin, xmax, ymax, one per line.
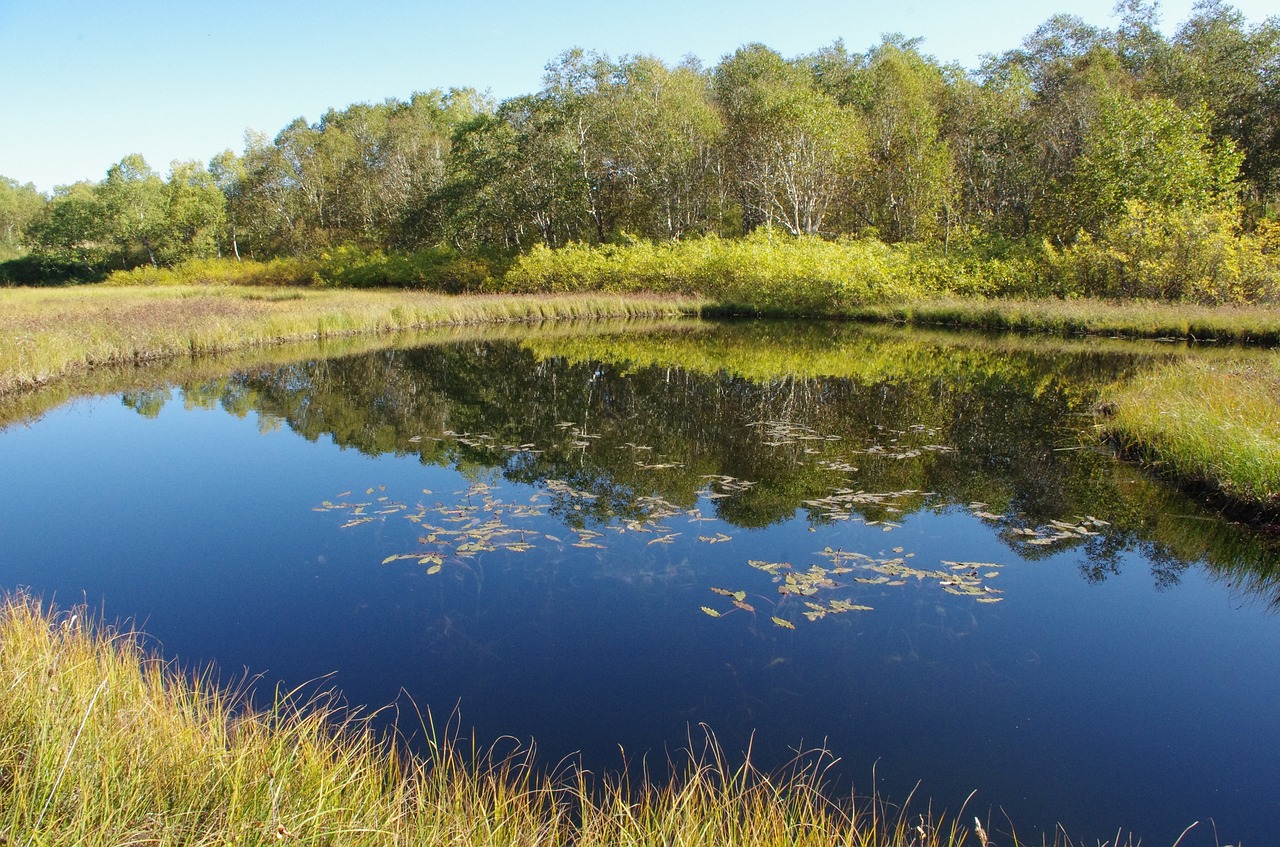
<box><xmin>0</xmin><ymin>286</ymin><xmax>703</xmax><ymax>394</ymax></box>
<box><xmin>826</xmin><ymin>296</ymin><xmax>1280</xmax><ymax>344</ymax></box>
<box><xmin>1100</xmin><ymin>352</ymin><xmax>1280</xmax><ymax>516</ymax></box>
<box><xmin>0</xmin><ymin>593</ymin><xmax>1029</xmax><ymax>847</ymax></box>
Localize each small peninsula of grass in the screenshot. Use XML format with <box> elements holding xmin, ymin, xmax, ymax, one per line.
<box><xmin>0</xmin><ymin>594</ymin><xmax>1019</xmax><ymax>847</ymax></box>
<box><xmin>1101</xmin><ymin>354</ymin><xmax>1280</xmax><ymax>518</ymax></box>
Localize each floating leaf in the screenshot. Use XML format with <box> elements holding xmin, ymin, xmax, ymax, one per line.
<box><xmin>340</xmin><ymin>518</ymin><xmax>374</xmax><ymax>529</ymax></box>
<box><xmin>828</xmin><ymin>600</ymin><xmax>872</xmax><ymax>613</ymax></box>
<box><xmin>732</xmin><ymin>599</ymin><xmax>755</xmax><ymax>613</ymax></box>
<box><xmin>771</xmin><ymin>616</ymin><xmax>795</xmax><ymax>630</ymax></box>
<box><xmin>425</xmin><ymin>564</ymin><xmax>443</xmax><ymax>575</ymax></box>
<box><xmin>701</xmin><ymin>606</ymin><xmax>722</xmax><ymax>618</ymax></box>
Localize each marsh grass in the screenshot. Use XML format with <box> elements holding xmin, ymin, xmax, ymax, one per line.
<box><xmin>826</xmin><ymin>297</ymin><xmax>1280</xmax><ymax>344</ymax></box>
<box><xmin>1101</xmin><ymin>353</ymin><xmax>1280</xmax><ymax>514</ymax></box>
<box><xmin>0</xmin><ymin>593</ymin><xmax>1057</xmax><ymax>847</ymax></box>
<box><xmin>0</xmin><ymin>317</ymin><xmax>698</xmax><ymax>430</ymax></box>
<box><xmin>0</xmin><ymin>286</ymin><xmax>702</xmax><ymax>394</ymax></box>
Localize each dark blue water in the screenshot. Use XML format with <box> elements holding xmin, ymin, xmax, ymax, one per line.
<box><xmin>1</xmin><ymin>325</ymin><xmax>1277</xmax><ymax>845</ymax></box>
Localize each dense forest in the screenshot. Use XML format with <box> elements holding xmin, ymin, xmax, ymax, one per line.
<box><xmin>1</xmin><ymin>1</ymin><xmax>1277</xmax><ymax>291</ymax></box>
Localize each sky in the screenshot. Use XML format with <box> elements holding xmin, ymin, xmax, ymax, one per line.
<box><xmin>2</xmin><ymin>0</ymin><xmax>1276</xmax><ymax>193</ymax></box>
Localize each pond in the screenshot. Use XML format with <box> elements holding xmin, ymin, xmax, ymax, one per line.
<box><xmin>2</xmin><ymin>319</ymin><xmax>1278</xmax><ymax>845</ymax></box>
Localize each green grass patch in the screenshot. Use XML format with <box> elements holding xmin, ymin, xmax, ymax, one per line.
<box><xmin>0</xmin><ymin>593</ymin><xmax>1033</xmax><ymax>846</ymax></box>
<box><xmin>1101</xmin><ymin>353</ymin><xmax>1280</xmax><ymax>512</ymax></box>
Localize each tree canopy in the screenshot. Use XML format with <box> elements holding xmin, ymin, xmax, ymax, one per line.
<box><xmin>5</xmin><ymin>2</ymin><xmax>1278</xmax><ymax>279</ymax></box>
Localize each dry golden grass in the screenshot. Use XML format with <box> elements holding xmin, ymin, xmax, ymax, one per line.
<box><xmin>0</xmin><ymin>286</ymin><xmax>703</xmax><ymax>394</ymax></box>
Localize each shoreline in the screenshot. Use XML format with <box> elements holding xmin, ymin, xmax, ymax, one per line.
<box><xmin>4</xmin><ymin>284</ymin><xmax>1276</xmax><ymax>518</ymax></box>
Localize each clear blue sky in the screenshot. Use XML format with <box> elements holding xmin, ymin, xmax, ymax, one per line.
<box><xmin>1</xmin><ymin>0</ymin><xmax>1274</xmax><ymax>193</ymax></box>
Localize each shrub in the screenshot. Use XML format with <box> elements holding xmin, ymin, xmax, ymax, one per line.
<box><xmin>1044</xmin><ymin>202</ymin><xmax>1280</xmax><ymax>303</ymax></box>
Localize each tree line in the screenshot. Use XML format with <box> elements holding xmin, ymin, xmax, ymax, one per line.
<box><xmin>2</xmin><ymin>0</ymin><xmax>1277</xmax><ymax>280</ymax></box>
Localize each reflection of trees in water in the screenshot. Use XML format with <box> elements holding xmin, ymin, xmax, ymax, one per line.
<box><xmin>174</xmin><ymin>322</ymin><xmax>1279</xmax><ymax>601</ymax></box>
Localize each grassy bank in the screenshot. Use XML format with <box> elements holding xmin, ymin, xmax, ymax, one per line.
<box><xmin>0</xmin><ymin>594</ymin><xmax>1003</xmax><ymax>847</ymax></box>
<box><xmin>829</xmin><ymin>297</ymin><xmax>1280</xmax><ymax>344</ymax></box>
<box><xmin>0</xmin><ymin>286</ymin><xmax>701</xmax><ymax>394</ymax></box>
<box><xmin>1100</xmin><ymin>353</ymin><xmax>1280</xmax><ymax>517</ymax></box>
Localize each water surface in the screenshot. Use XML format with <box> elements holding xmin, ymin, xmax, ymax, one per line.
<box><xmin>2</xmin><ymin>320</ymin><xmax>1277</xmax><ymax>845</ymax></box>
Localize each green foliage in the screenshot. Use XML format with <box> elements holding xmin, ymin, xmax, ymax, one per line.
<box><xmin>1044</xmin><ymin>201</ymin><xmax>1280</xmax><ymax>303</ymax></box>
<box><xmin>98</xmin><ymin>154</ymin><xmax>167</xmax><ymax>267</ymax></box>
<box><xmin>858</xmin><ymin>41</ymin><xmax>955</xmax><ymax>242</ymax></box>
<box><xmin>312</xmin><ymin>244</ymin><xmax>501</xmax><ymax>292</ymax></box>
<box><xmin>1065</xmin><ymin>93</ymin><xmax>1243</xmax><ymax>236</ymax></box>
<box><xmin>594</xmin><ymin>56</ymin><xmax>726</xmax><ymax>239</ymax></box>
<box><xmin>502</xmin><ymin>229</ymin><xmax>1039</xmax><ymax>310</ymax></box>
<box><xmin>715</xmin><ymin>45</ymin><xmax>866</xmax><ymax>236</ymax></box>
<box><xmin>102</xmin><ymin>247</ymin><xmax>508</xmax><ymax>292</ymax></box>
<box><xmin>0</xmin><ymin>177</ymin><xmax>46</xmax><ymax>261</ymax></box>
<box><xmin>20</xmin><ymin>156</ymin><xmax>233</xmax><ymax>279</ymax></box>
<box><xmin>7</xmin><ymin>7</ymin><xmax>1280</xmax><ymax>292</ymax></box>
<box><xmin>105</xmin><ymin>256</ymin><xmax>320</xmax><ymax>287</ymax></box>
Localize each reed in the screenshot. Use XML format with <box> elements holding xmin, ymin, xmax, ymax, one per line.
<box><xmin>0</xmin><ymin>594</ymin><xmax>1030</xmax><ymax>847</ymax></box>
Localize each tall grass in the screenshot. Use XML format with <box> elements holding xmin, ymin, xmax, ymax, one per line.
<box><xmin>0</xmin><ymin>593</ymin><xmax>1028</xmax><ymax>847</ymax></box>
<box><xmin>0</xmin><ymin>286</ymin><xmax>702</xmax><ymax>394</ymax></box>
<box><xmin>1101</xmin><ymin>353</ymin><xmax>1280</xmax><ymax>513</ymax></box>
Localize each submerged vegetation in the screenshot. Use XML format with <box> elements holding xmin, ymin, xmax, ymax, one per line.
<box><xmin>1</xmin><ymin>593</ymin><xmax>1066</xmax><ymax>846</ymax></box>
